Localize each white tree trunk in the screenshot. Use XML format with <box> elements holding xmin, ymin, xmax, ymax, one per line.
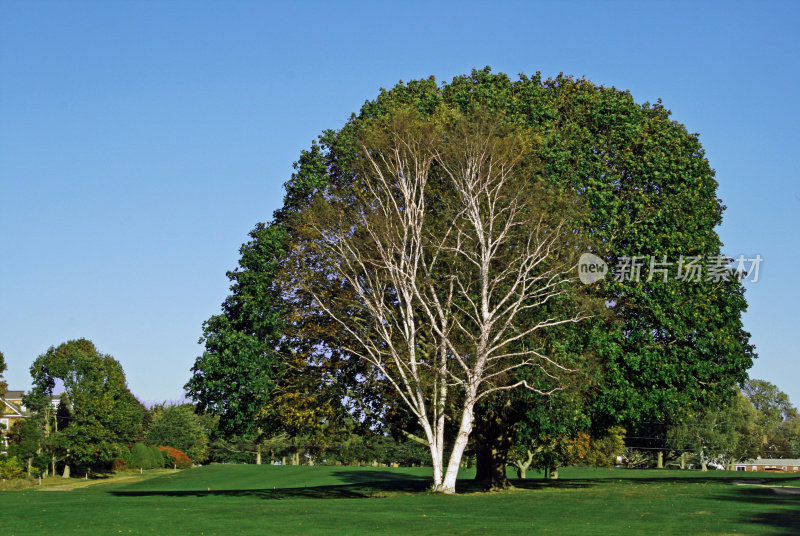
<box><xmin>441</xmin><ymin>394</ymin><xmax>477</xmax><ymax>494</ymax></box>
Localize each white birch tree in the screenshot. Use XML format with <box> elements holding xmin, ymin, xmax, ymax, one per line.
<box><xmin>298</xmin><ymin>108</ymin><xmax>589</xmax><ymax>494</ymax></box>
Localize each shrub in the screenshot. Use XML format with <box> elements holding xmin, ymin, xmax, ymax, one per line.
<box><xmin>158</xmin><ymin>446</ymin><xmax>192</xmax><ymax>469</ymax></box>
<box><xmin>150</xmin><ymin>445</ymin><xmax>166</xmax><ymax>468</ymax></box>
<box><xmin>111</xmin><ymin>458</ymin><xmax>128</xmax><ymax>472</ymax></box>
<box><xmin>0</xmin><ymin>456</ymin><xmax>26</xmax><ymax>479</ymax></box>
<box><xmin>130</xmin><ymin>442</ymin><xmax>157</xmax><ymax>469</ymax></box>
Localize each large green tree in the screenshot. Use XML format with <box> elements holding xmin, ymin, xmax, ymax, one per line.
<box><xmin>26</xmin><ymin>339</ymin><xmax>145</xmax><ymax>477</ymax></box>
<box><xmin>195</xmin><ymin>68</ymin><xmax>755</xmax><ymax>490</ymax></box>
<box><xmin>293</xmin><ymin>69</ymin><xmax>753</xmax><ymax>484</ymax></box>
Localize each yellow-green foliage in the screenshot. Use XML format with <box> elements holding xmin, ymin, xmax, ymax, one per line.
<box><xmin>584</xmin><ymin>427</ymin><xmax>627</xmax><ymax>467</ymax></box>
<box><xmin>0</xmin><ymin>455</ymin><xmax>26</xmax><ymax>479</ymax></box>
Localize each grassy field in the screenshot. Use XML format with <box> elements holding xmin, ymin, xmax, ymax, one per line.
<box><xmin>1</xmin><ymin>465</ymin><xmax>799</xmax><ymax>535</ymax></box>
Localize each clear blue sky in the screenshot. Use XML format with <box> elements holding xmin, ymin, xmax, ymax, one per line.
<box><xmin>1</xmin><ymin>1</ymin><xmax>798</xmax><ymax>406</ymax></box>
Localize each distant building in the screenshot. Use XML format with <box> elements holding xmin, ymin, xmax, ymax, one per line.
<box><xmin>734</xmin><ymin>459</ymin><xmax>800</xmax><ymax>473</ymax></box>
<box><xmin>1</xmin><ymin>390</ymin><xmax>61</xmax><ymax>452</ymax></box>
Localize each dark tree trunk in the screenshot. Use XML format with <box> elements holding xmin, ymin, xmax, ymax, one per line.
<box><xmin>475</xmin><ymin>442</ymin><xmax>490</xmax><ymax>481</ymax></box>
<box><xmin>473</xmin><ymin>429</ymin><xmax>513</xmax><ymax>490</ymax></box>
<box><xmin>472</xmin><ymin>397</ymin><xmax>518</xmax><ymax>490</ymax></box>
<box><xmin>487</xmin><ymin>444</ymin><xmax>511</xmax><ymax>489</ymax></box>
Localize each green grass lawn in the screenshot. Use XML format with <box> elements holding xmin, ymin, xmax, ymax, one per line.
<box><xmin>1</xmin><ymin>465</ymin><xmax>798</xmax><ymax>535</ymax></box>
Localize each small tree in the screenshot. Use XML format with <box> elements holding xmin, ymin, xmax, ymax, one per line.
<box><xmin>130</xmin><ymin>443</ymin><xmax>156</xmax><ymax>470</ymax></box>
<box><xmin>668</xmin><ymin>392</ymin><xmax>757</xmax><ymax>470</ymax></box>
<box><xmin>7</xmin><ymin>417</ymin><xmax>47</xmax><ymax>476</ymax></box>
<box><xmin>146</xmin><ymin>404</ymin><xmax>209</xmax><ymax>463</ymax></box>
<box><xmin>743</xmin><ymin>379</ymin><xmax>796</xmax><ymax>456</ymax></box>
<box><xmin>158</xmin><ymin>446</ymin><xmax>192</xmax><ymax>469</ymax></box>
<box><xmin>0</xmin><ymin>456</ymin><xmax>25</xmax><ymax>480</ymax></box>
<box><xmin>583</xmin><ymin>427</ymin><xmax>626</xmax><ymax>468</ymax></box>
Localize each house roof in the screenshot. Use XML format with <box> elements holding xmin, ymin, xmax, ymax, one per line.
<box><xmin>2</xmin><ymin>397</ymin><xmax>27</xmax><ymax>418</ymax></box>
<box><xmin>1</xmin><ymin>390</ymin><xmax>62</xmax><ymax>420</ymax></box>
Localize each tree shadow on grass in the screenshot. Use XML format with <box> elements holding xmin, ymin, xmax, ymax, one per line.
<box><xmin>503</xmin><ymin>478</ymin><xmax>595</xmax><ymax>492</ymax></box>
<box><xmin>713</xmin><ymin>485</ymin><xmax>800</xmax><ymax>536</ymax></box>
<box><xmin>107</xmin><ymin>470</ymin><xmax>595</xmax><ymax>500</ymax></box>
<box><xmin>108</xmin><ymin>471</ymin><xmax>793</xmax><ymax>501</ymax></box>
<box><xmin>537</xmin><ymin>474</ymin><xmax>800</xmax><ymax>487</ymax></box>
<box><xmin>330</xmin><ymin>469</ymin><xmax>431</xmax><ymax>486</ymax></box>
<box><xmin>109</xmin><ymin>470</ymin><xmax>432</xmax><ymax>500</ymax></box>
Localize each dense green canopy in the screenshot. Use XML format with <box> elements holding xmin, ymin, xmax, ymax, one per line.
<box><xmin>187</xmin><ymin>68</ymin><xmax>755</xmax><ymax>488</ymax></box>
<box><xmin>27</xmin><ymin>339</ymin><xmax>145</xmax><ymax>474</ymax></box>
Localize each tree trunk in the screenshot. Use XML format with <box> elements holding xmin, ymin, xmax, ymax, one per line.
<box><xmin>62</xmin><ymin>464</ymin><xmax>70</xmax><ymax>479</ymax></box>
<box><xmin>511</xmin><ymin>449</ymin><xmax>534</xmax><ymax>480</ymax></box>
<box><xmin>472</xmin><ymin>403</ymin><xmax>513</xmax><ymax>490</ymax></box>
<box><xmin>657</xmin><ymin>451</ymin><xmax>664</xmax><ymax>469</ymax></box>
<box><xmin>700</xmin><ymin>448</ymin><xmax>708</xmax><ymax>472</ymax></box>
<box><xmin>680</xmin><ymin>452</ymin><xmax>686</xmax><ymax>470</ymax></box>
<box><xmin>255</xmin><ymin>427</ymin><xmax>263</xmax><ymax>465</ymax></box>
<box><xmin>475</xmin><ymin>443</ymin><xmax>489</xmax><ymax>481</ymax></box>
<box><xmin>472</xmin><ymin>440</ymin><xmax>512</xmax><ymax>489</ymax></box>
<box><xmin>485</xmin><ymin>444</ymin><xmax>511</xmax><ymax>489</ymax></box>
<box><xmin>440</xmin><ymin>398</ymin><xmax>477</xmax><ymax>494</ymax></box>
<box><xmin>281</xmin><ymin>455</ymin><xmax>286</xmax><ymax>465</ymax></box>
<box><xmin>50</xmin><ymin>414</ymin><xmax>58</xmax><ymax>477</ymax></box>
<box><xmin>429</xmin><ymin>435</ymin><xmax>444</xmax><ymax>491</ymax></box>
<box><xmin>548</xmin><ymin>466</ymin><xmax>559</xmax><ymax>480</ymax></box>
